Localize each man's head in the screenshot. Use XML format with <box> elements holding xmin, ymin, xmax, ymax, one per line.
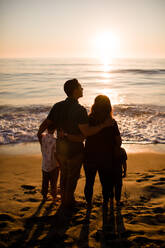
<box><xmin>64</xmin><ymin>78</ymin><xmax>83</xmax><ymax>99</ymax></box>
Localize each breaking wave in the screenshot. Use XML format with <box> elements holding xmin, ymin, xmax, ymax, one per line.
<box><xmin>0</xmin><ymin>104</ymin><xmax>164</xmax><ymax>145</ymax></box>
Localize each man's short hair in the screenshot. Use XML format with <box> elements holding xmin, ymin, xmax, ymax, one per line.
<box><xmin>64</xmin><ymin>78</ymin><xmax>80</xmax><ymax>97</ymax></box>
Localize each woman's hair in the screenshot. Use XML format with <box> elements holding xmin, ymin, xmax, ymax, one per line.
<box><xmin>90</xmin><ymin>95</ymin><xmax>112</xmax><ymax>124</ymax></box>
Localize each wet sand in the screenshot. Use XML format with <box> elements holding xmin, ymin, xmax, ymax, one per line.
<box><xmin>0</xmin><ymin>145</ymin><xmax>165</xmax><ymax>247</ymax></box>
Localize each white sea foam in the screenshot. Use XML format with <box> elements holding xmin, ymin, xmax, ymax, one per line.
<box><xmin>0</xmin><ymin>104</ymin><xmax>164</xmax><ymax>145</ymax></box>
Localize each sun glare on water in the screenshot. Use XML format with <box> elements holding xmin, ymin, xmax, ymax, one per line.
<box><xmin>99</xmin><ymin>88</ymin><xmax>123</xmax><ymax>105</ymax></box>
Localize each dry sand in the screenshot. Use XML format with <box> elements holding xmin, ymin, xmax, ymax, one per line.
<box><xmin>0</xmin><ymin>146</ymin><xmax>165</xmax><ymax>248</ymax></box>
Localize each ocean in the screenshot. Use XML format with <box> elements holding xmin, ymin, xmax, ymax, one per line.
<box><xmin>0</xmin><ymin>58</ymin><xmax>165</xmax><ymax>145</ymax></box>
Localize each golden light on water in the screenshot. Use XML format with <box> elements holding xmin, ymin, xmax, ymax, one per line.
<box><xmin>99</xmin><ymin>88</ymin><xmax>123</xmax><ymax>105</ymax></box>
<box><xmin>100</xmin><ymin>61</ymin><xmax>114</xmax><ymax>79</ymax></box>
<box><xmin>102</xmin><ymin>63</ymin><xmax>111</xmax><ymax>72</ymax></box>
<box><xmin>99</xmin><ymin>88</ymin><xmax>113</xmax><ymax>98</ymax></box>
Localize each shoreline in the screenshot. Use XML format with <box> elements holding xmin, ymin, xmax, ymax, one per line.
<box><xmin>0</xmin><ymin>142</ymin><xmax>165</xmax><ymax>155</ymax></box>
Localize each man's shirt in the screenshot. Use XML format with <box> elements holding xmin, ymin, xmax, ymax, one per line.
<box><xmin>47</xmin><ymin>97</ymin><xmax>88</xmax><ymax>157</ymax></box>
<box><xmin>47</xmin><ymin>97</ymin><xmax>88</xmax><ymax>135</ymax></box>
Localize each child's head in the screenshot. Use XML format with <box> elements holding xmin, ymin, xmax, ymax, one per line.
<box><xmin>47</xmin><ymin>123</ymin><xmax>56</xmax><ymax>134</ymax></box>
<box><xmin>120</xmin><ymin>147</ymin><xmax>126</xmax><ymax>153</ymax></box>
<box><xmin>120</xmin><ymin>147</ymin><xmax>127</xmax><ymax>162</ymax></box>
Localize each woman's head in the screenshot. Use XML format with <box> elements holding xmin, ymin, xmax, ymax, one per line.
<box><xmin>90</xmin><ymin>95</ymin><xmax>112</xmax><ymax>123</ymax></box>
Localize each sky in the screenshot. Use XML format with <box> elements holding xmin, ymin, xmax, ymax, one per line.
<box><xmin>0</xmin><ymin>0</ymin><xmax>165</xmax><ymax>59</ymax></box>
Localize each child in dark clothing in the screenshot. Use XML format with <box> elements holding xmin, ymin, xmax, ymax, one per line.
<box><xmin>109</xmin><ymin>147</ymin><xmax>127</xmax><ymax>206</ymax></box>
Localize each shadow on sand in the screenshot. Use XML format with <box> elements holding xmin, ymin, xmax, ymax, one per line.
<box><xmin>9</xmin><ymin>200</ymin><xmax>79</xmax><ymax>248</ymax></box>
<box><xmin>98</xmin><ymin>205</ymin><xmax>131</xmax><ymax>248</ymax></box>
<box><xmin>8</xmin><ymin>200</ymin><xmax>131</xmax><ymax>248</ymax></box>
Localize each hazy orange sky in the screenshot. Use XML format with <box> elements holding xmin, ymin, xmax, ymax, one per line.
<box><xmin>0</xmin><ymin>0</ymin><xmax>165</xmax><ymax>58</ymax></box>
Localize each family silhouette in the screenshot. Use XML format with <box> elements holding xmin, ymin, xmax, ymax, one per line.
<box><xmin>37</xmin><ymin>78</ymin><xmax>127</xmax><ymax>209</ymax></box>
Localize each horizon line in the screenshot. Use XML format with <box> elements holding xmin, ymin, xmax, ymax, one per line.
<box><xmin>0</xmin><ymin>56</ymin><xmax>165</xmax><ymax>60</ymax></box>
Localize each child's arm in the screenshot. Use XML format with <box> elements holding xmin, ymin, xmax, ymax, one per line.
<box><xmin>122</xmin><ymin>161</ymin><xmax>127</xmax><ymax>178</ymax></box>
<box><xmin>65</xmin><ymin>133</ymin><xmax>85</xmax><ymax>142</ymax></box>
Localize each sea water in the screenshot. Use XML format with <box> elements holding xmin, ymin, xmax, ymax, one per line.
<box><xmin>0</xmin><ymin>58</ymin><xmax>165</xmax><ymax>145</ymax></box>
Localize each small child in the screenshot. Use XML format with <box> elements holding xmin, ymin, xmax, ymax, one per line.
<box><xmin>40</xmin><ymin>123</ymin><xmax>60</xmax><ymax>201</ymax></box>
<box><xmin>110</xmin><ymin>147</ymin><xmax>127</xmax><ymax>206</ymax></box>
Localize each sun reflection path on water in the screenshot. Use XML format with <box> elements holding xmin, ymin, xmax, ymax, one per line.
<box><xmin>99</xmin><ymin>57</ymin><xmax>115</xmax><ymax>80</ymax></box>
<box><xmin>101</xmin><ymin>58</ymin><xmax>113</xmax><ymax>71</ymax></box>
<box><xmin>80</xmin><ymin>58</ymin><xmax>124</xmax><ymax>108</ymax></box>
<box><xmin>98</xmin><ymin>59</ymin><xmax>121</xmax><ymax>105</ymax></box>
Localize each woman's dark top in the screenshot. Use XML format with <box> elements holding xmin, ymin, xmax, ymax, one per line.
<box><xmin>84</xmin><ymin>116</ymin><xmax>120</xmax><ymax>164</ymax></box>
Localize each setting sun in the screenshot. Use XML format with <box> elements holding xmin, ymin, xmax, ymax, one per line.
<box><xmin>93</xmin><ymin>32</ymin><xmax>119</xmax><ymax>62</ymax></box>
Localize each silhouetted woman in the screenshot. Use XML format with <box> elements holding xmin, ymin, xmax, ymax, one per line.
<box><xmin>84</xmin><ymin>95</ymin><xmax>121</xmax><ymax>206</ymax></box>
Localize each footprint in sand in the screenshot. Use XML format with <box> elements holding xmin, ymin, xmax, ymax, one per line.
<box><xmin>0</xmin><ymin>214</ymin><xmax>15</xmax><ymax>222</ymax></box>
<box><xmin>144</xmin><ymin>185</ymin><xmax>165</xmax><ymax>198</ymax></box>
<box><xmin>21</xmin><ymin>184</ymin><xmax>37</xmax><ymax>195</ymax></box>
<box><xmin>152</xmin><ymin>207</ymin><xmax>165</xmax><ymax>214</ymax></box>
<box><xmin>0</xmin><ymin>214</ymin><xmax>16</xmax><ymax>230</ymax></box>
<box><xmin>139</xmin><ymin>195</ymin><xmax>150</xmax><ymax>203</ymax></box>
<box><xmin>21</xmin><ymin>185</ymin><xmax>36</xmax><ymax>190</ymax></box>
<box><xmin>143</xmin><ymin>175</ymin><xmax>155</xmax><ymax>179</ymax></box>
<box><xmin>159</xmin><ymin>177</ymin><xmax>165</xmax><ymax>181</ymax></box>
<box><xmin>123</xmin><ymin>213</ymin><xmax>135</xmax><ymax>221</ymax></box>
<box><xmin>20</xmin><ymin>207</ymin><xmax>31</xmax><ymax>212</ymax></box>
<box><xmin>136</xmin><ymin>173</ymin><xmax>163</xmax><ymax>183</ymax></box>
<box><xmin>131</xmin><ymin>236</ymin><xmax>158</xmax><ymax>246</ymax></box>
<box><xmin>153</xmin><ymin>181</ymin><xmax>165</xmax><ymax>186</ymax></box>
<box><xmin>152</xmin><ymin>176</ymin><xmax>165</xmax><ymax>185</ymax></box>
<box><xmin>27</xmin><ymin>198</ymin><xmax>40</xmax><ymax>202</ymax></box>
<box><xmin>136</xmin><ymin>179</ymin><xmax>147</xmax><ymax>182</ymax></box>
<box><xmin>24</xmin><ymin>190</ymin><xmax>37</xmax><ymax>194</ymax></box>
<box><xmin>148</xmin><ymin>169</ymin><xmax>165</xmax><ymax>175</ymax></box>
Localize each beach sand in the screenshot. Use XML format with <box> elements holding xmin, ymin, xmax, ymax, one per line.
<box><xmin>0</xmin><ymin>145</ymin><xmax>165</xmax><ymax>248</ymax></box>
